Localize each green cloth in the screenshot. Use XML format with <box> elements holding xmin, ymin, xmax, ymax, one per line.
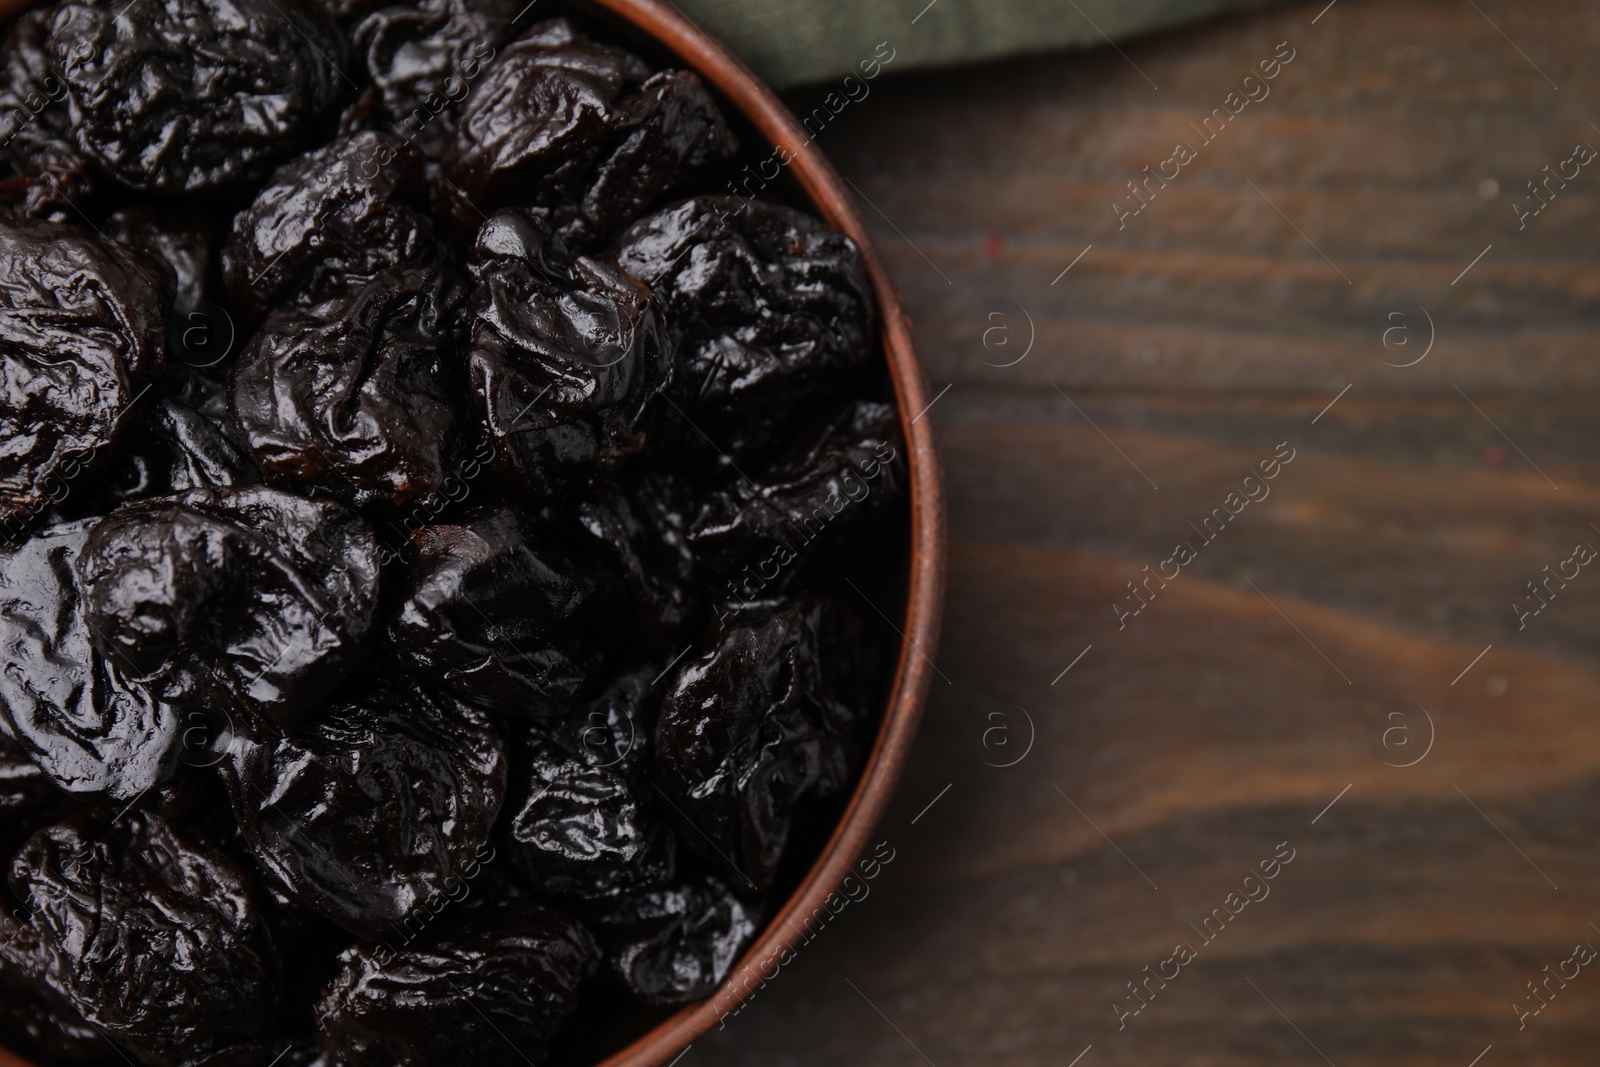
<box><xmin>671</xmin><ymin>0</ymin><xmax>1284</xmax><ymax>86</ymax></box>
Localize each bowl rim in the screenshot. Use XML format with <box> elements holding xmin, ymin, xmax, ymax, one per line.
<box><xmin>0</xmin><ymin>0</ymin><xmax>947</xmax><ymax>1063</ymax></box>
<box><xmin>579</xmin><ymin>2</ymin><xmax>945</xmax><ymax>1063</ymax></box>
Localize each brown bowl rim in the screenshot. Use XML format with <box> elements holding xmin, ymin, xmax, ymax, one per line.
<box><xmin>0</xmin><ymin>0</ymin><xmax>947</xmax><ymax>1064</ymax></box>
<box><xmin>581</xmin><ymin>3</ymin><xmax>945</xmax><ymax>1063</ymax></box>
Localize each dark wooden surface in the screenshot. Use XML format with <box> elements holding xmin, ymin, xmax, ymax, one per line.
<box><xmin>696</xmin><ymin>0</ymin><xmax>1600</xmax><ymax>1063</ymax></box>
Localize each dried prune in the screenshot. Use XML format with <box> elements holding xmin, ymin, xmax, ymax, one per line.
<box><xmin>352</xmin><ymin>0</ymin><xmax>518</xmax><ymax>157</ymax></box>
<box><xmin>390</xmin><ymin>504</ymin><xmax>620</xmax><ymax>713</ymax></box>
<box><xmin>77</xmin><ymin>487</ymin><xmax>380</xmax><ymax>730</ymax></box>
<box><xmin>0</xmin><ymin>729</ymin><xmax>73</xmax><ymax>857</ymax></box>
<box><xmin>444</xmin><ymin>19</ymin><xmax>733</xmax><ymax>251</ymax></box>
<box><xmin>588</xmin><ymin>872</ymin><xmax>760</xmax><ymax>1007</ymax></box>
<box><xmin>506</xmin><ymin>732</ymin><xmax>675</xmax><ymax>902</ymax></box>
<box><xmin>143</xmin><ymin>395</ymin><xmax>259</xmax><ymax>492</ymax></box>
<box><xmin>0</xmin><ymin>960</ymin><xmax>111</xmax><ymax>1063</ymax></box>
<box><xmin>92</xmin><ymin>390</ymin><xmax>258</xmax><ymax>512</ymax></box>
<box><xmin>0</xmin><ymin>812</ymin><xmax>279</xmax><ymax>1066</ymax></box>
<box><xmin>561</xmin><ymin>69</ymin><xmax>738</xmax><ymax>252</ymax></box>
<box><xmin>104</xmin><ymin>204</ymin><xmax>218</xmax><ymax>314</ymax></box>
<box><xmin>321</xmin><ymin>895</ymin><xmax>598</xmax><ymax>1062</ymax></box>
<box><xmin>550</xmin><ymin>666</ymin><xmax>659</xmax><ymax>784</ymax></box>
<box><xmin>219</xmin><ymin>673</ymin><xmax>506</xmax><ymax>939</ymax></box>
<box><xmin>0</xmin><ymin>11</ymin><xmax>97</xmax><ymax>219</ymax></box>
<box><xmin>616</xmin><ymin>195</ymin><xmax>874</xmax><ymax>451</ymax></box>
<box><xmin>654</xmin><ymin>595</ymin><xmax>873</xmax><ymax>890</ymax></box>
<box><xmin>230</xmin><ymin>265</ymin><xmax>464</xmax><ymax>507</ymax></box>
<box><xmin>0</xmin><ymin>521</ymin><xmax>180</xmax><ymax>799</ymax></box>
<box><xmin>49</xmin><ymin>0</ymin><xmax>348</xmax><ymax>192</ymax></box>
<box><xmin>445</xmin><ymin>19</ymin><xmax>647</xmax><ymax>205</ymax></box>
<box><xmin>0</xmin><ymin>216</ymin><xmax>170</xmax><ymax>531</ymax></box>
<box><xmin>689</xmin><ymin>400</ymin><xmax>906</xmax><ymax>591</ymax></box>
<box><xmin>318</xmin><ymin>897</ymin><xmax>595</xmax><ymax>1066</ymax></box>
<box><xmin>222</xmin><ymin>131</ymin><xmax>438</xmax><ymax>324</ymax></box>
<box><xmin>467</xmin><ymin>209</ymin><xmax>670</xmax><ymax>500</ymax></box>
<box><xmin>575</xmin><ymin>468</ymin><xmax>701</xmax><ymax>657</ymax></box>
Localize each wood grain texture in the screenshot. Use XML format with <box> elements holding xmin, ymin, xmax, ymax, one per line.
<box><xmin>695</xmin><ymin>0</ymin><xmax>1600</xmax><ymax>1063</ymax></box>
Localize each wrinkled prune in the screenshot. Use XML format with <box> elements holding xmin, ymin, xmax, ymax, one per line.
<box><xmin>93</xmin><ymin>391</ymin><xmax>258</xmax><ymax>510</ymax></box>
<box><xmin>561</xmin><ymin>69</ymin><xmax>738</xmax><ymax>252</ymax></box>
<box><xmin>0</xmin><ymin>959</ymin><xmax>111</xmax><ymax>1063</ymax></box>
<box><xmin>589</xmin><ymin>872</ymin><xmax>760</xmax><ymax>1007</ymax></box>
<box><xmin>390</xmin><ymin>504</ymin><xmax>619</xmax><ymax>712</ymax></box>
<box><xmin>467</xmin><ymin>209</ymin><xmax>670</xmax><ymax>500</ymax></box>
<box><xmin>550</xmin><ymin>666</ymin><xmax>659</xmax><ymax>784</ymax></box>
<box><xmin>0</xmin><ymin>812</ymin><xmax>279</xmax><ymax>1067</ymax></box>
<box><xmin>445</xmin><ymin>19</ymin><xmax>733</xmax><ymax>251</ymax></box>
<box><xmin>655</xmin><ymin>595</ymin><xmax>872</xmax><ymax>890</ymax></box>
<box><xmin>445</xmin><ymin>19</ymin><xmax>646</xmax><ymax>205</ymax></box>
<box><xmin>223</xmin><ymin>131</ymin><xmax>438</xmax><ymax>324</ymax></box>
<box><xmin>220</xmin><ymin>673</ymin><xmax>506</xmax><ymax>939</ymax></box>
<box><xmin>352</xmin><ymin>0</ymin><xmax>518</xmax><ymax>157</ymax></box>
<box><xmin>318</xmin><ymin>897</ymin><xmax>596</xmax><ymax>1067</ymax></box>
<box><xmin>690</xmin><ymin>400</ymin><xmax>906</xmax><ymax>590</ymax></box>
<box><xmin>506</xmin><ymin>732</ymin><xmax>674</xmax><ymax>902</ymax></box>
<box><xmin>145</xmin><ymin>395</ymin><xmax>259</xmax><ymax>492</ymax></box>
<box><xmin>50</xmin><ymin>0</ymin><xmax>347</xmax><ymax>192</ymax></box>
<box><xmin>0</xmin><ymin>11</ymin><xmax>97</xmax><ymax>219</ymax></box>
<box><xmin>0</xmin><ymin>521</ymin><xmax>180</xmax><ymax>798</ymax></box>
<box><xmin>616</xmin><ymin>195</ymin><xmax>874</xmax><ymax>449</ymax></box>
<box><xmin>575</xmin><ymin>468</ymin><xmax>701</xmax><ymax>656</ymax></box>
<box><xmin>104</xmin><ymin>204</ymin><xmax>218</xmax><ymax>314</ymax></box>
<box><xmin>0</xmin><ymin>216</ymin><xmax>170</xmax><ymax>530</ymax></box>
<box><xmin>230</xmin><ymin>265</ymin><xmax>464</xmax><ymax>507</ymax></box>
<box><xmin>0</xmin><ymin>729</ymin><xmax>74</xmax><ymax>857</ymax></box>
<box><xmin>77</xmin><ymin>487</ymin><xmax>379</xmax><ymax>730</ymax></box>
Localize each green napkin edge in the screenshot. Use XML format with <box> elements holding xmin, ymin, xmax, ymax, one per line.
<box><xmin>671</xmin><ymin>0</ymin><xmax>1286</xmax><ymax>87</ymax></box>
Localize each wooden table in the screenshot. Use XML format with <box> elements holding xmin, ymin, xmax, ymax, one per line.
<box><xmin>698</xmin><ymin>0</ymin><xmax>1600</xmax><ymax>1063</ymax></box>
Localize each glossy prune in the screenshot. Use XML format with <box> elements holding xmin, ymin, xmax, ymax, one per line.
<box><xmin>0</xmin><ymin>216</ymin><xmax>170</xmax><ymax>531</ymax></box>
<box><xmin>0</xmin><ymin>812</ymin><xmax>280</xmax><ymax>1067</ymax></box>
<box><xmin>444</xmin><ymin>18</ymin><xmax>734</xmax><ymax>250</ymax></box>
<box><xmin>575</xmin><ymin>468</ymin><xmax>701</xmax><ymax>657</ymax></box>
<box><xmin>689</xmin><ymin>400</ymin><xmax>906</xmax><ymax>590</ymax></box>
<box><xmin>390</xmin><ymin>504</ymin><xmax>619</xmax><ymax>713</ymax></box>
<box><xmin>230</xmin><ymin>265</ymin><xmax>464</xmax><ymax>507</ymax></box>
<box><xmin>654</xmin><ymin>595</ymin><xmax>873</xmax><ymax>890</ymax></box>
<box><xmin>83</xmin><ymin>378</ymin><xmax>256</xmax><ymax>518</ymax></box>
<box><xmin>0</xmin><ymin>11</ymin><xmax>97</xmax><ymax>219</ymax></box>
<box><xmin>506</xmin><ymin>732</ymin><xmax>675</xmax><ymax>902</ymax></box>
<box><xmin>219</xmin><ymin>673</ymin><xmax>506</xmax><ymax>939</ymax></box>
<box><xmin>104</xmin><ymin>204</ymin><xmax>218</xmax><ymax>314</ymax></box>
<box><xmin>318</xmin><ymin>897</ymin><xmax>596</xmax><ymax>1067</ymax></box>
<box><xmin>560</xmin><ymin>69</ymin><xmax>738</xmax><ymax>252</ymax></box>
<box><xmin>589</xmin><ymin>872</ymin><xmax>760</xmax><ymax>1007</ymax></box>
<box><xmin>49</xmin><ymin>0</ymin><xmax>347</xmax><ymax>192</ymax></box>
<box><xmin>616</xmin><ymin>195</ymin><xmax>874</xmax><ymax>450</ymax></box>
<box><xmin>445</xmin><ymin>19</ymin><xmax>647</xmax><ymax>207</ymax></box>
<box><xmin>76</xmin><ymin>487</ymin><xmax>380</xmax><ymax>731</ymax></box>
<box><xmin>222</xmin><ymin>131</ymin><xmax>438</xmax><ymax>324</ymax></box>
<box><xmin>144</xmin><ymin>395</ymin><xmax>259</xmax><ymax>492</ymax></box>
<box><xmin>0</xmin><ymin>521</ymin><xmax>180</xmax><ymax>799</ymax></box>
<box><xmin>0</xmin><ymin>728</ymin><xmax>75</xmax><ymax>861</ymax></box>
<box><xmin>550</xmin><ymin>666</ymin><xmax>659</xmax><ymax>784</ymax></box>
<box><xmin>352</xmin><ymin>0</ymin><xmax>518</xmax><ymax>157</ymax></box>
<box><xmin>0</xmin><ymin>962</ymin><xmax>111</xmax><ymax>1063</ymax></box>
<box><xmin>467</xmin><ymin>209</ymin><xmax>670</xmax><ymax>500</ymax></box>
